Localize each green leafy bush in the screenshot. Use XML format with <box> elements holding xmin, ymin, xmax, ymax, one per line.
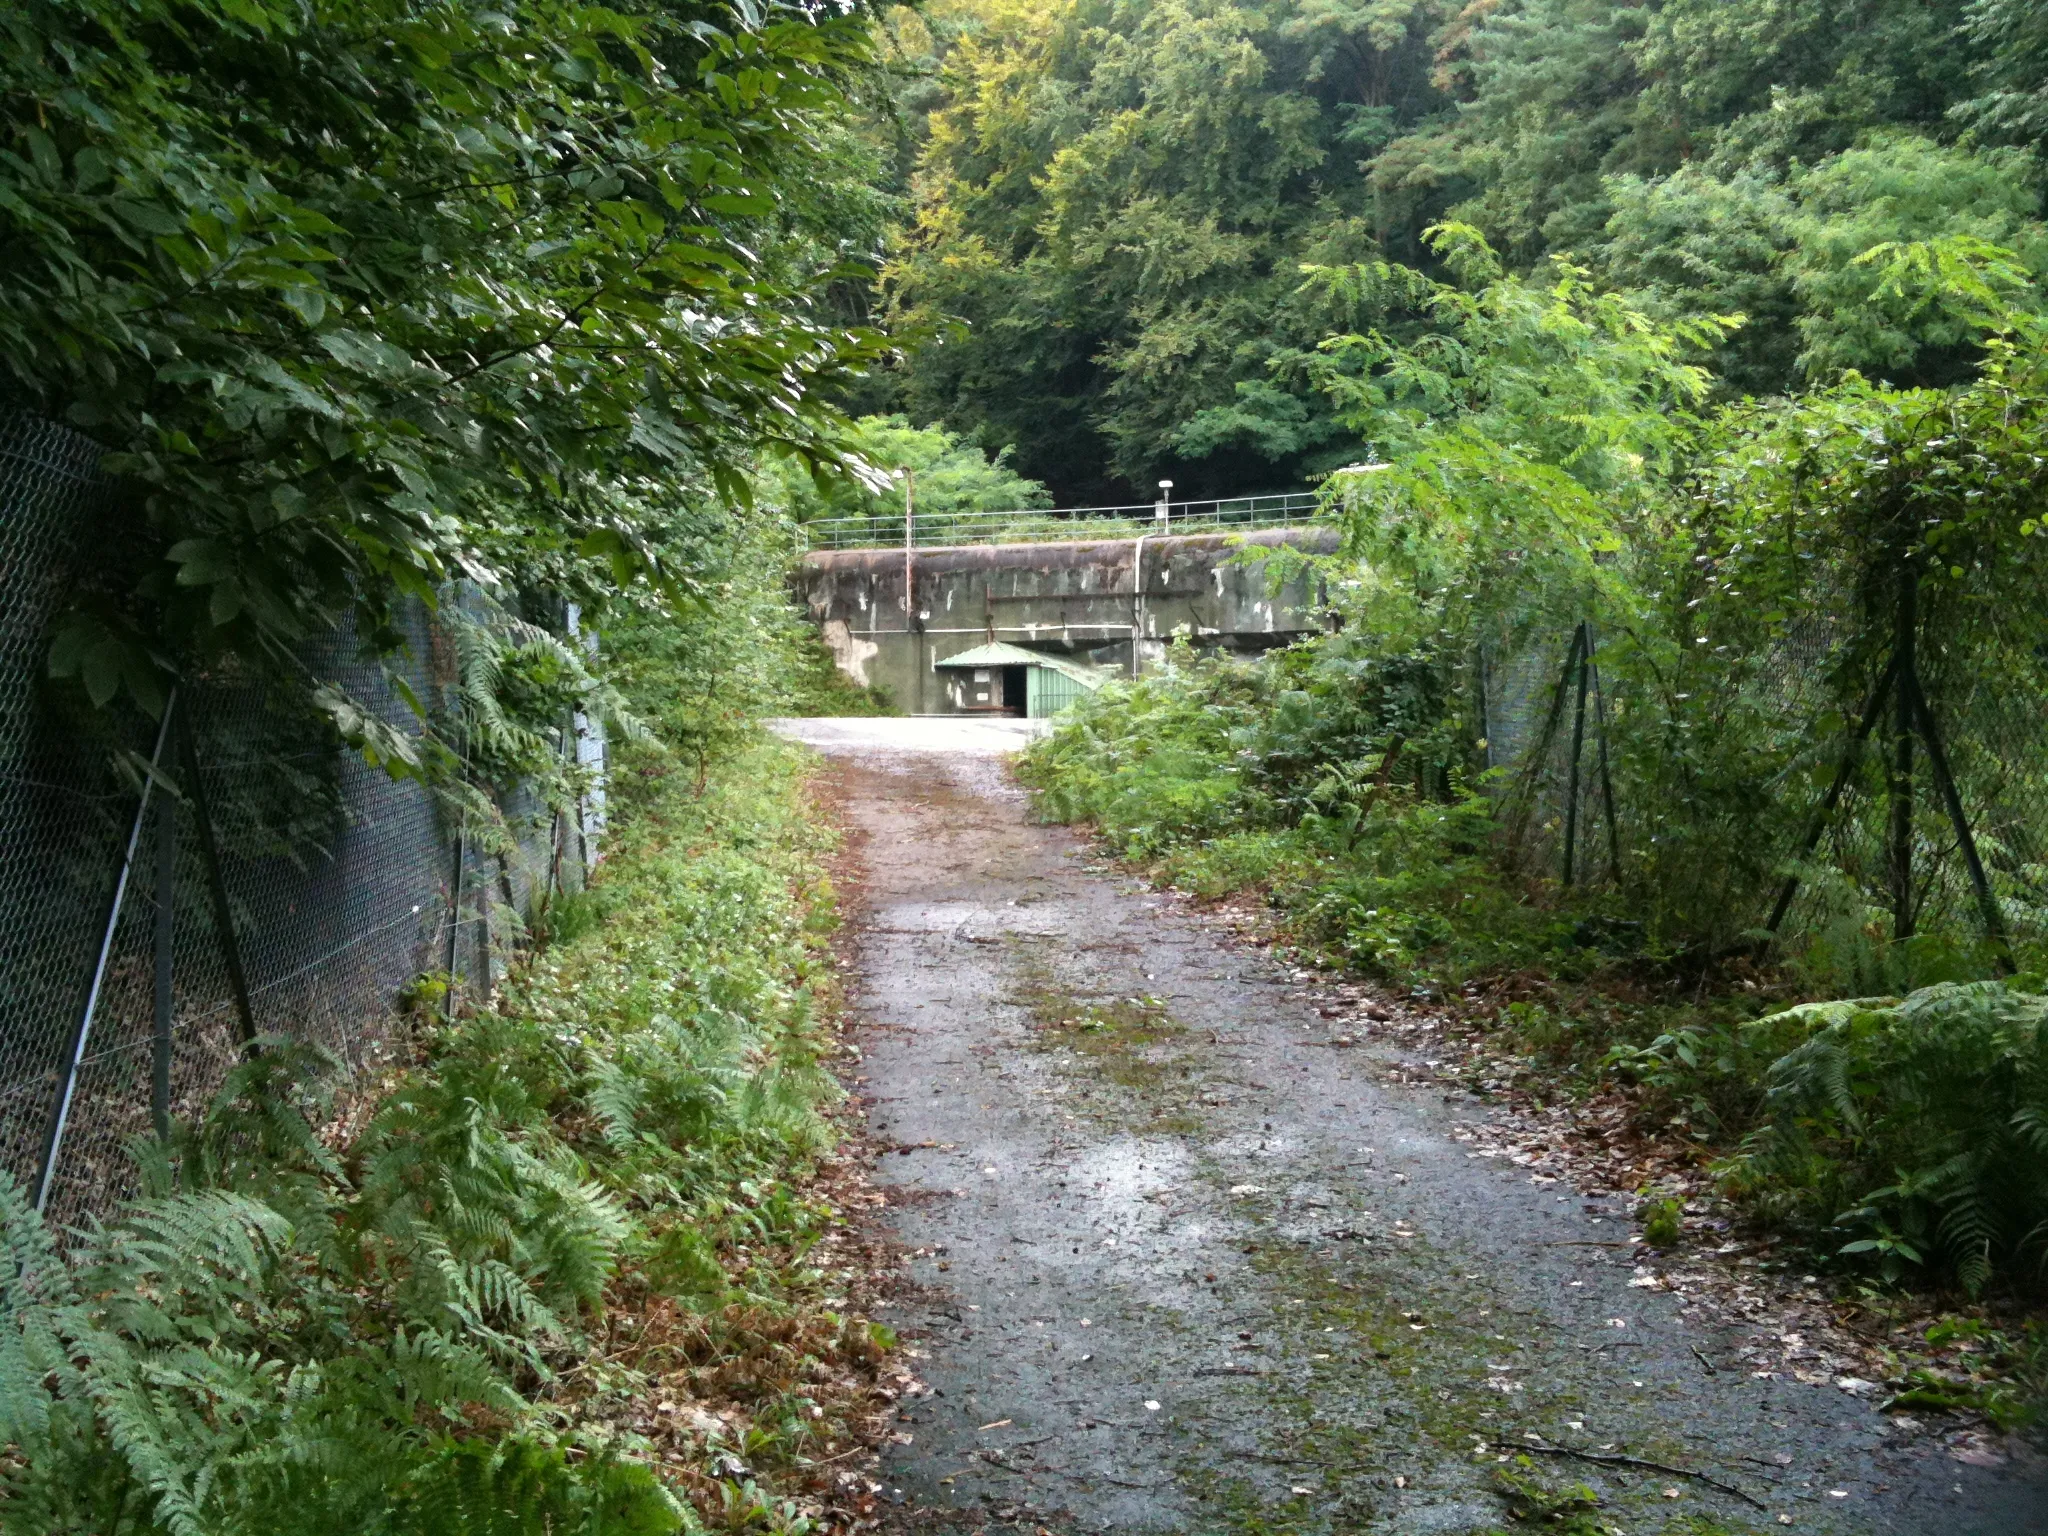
<box><xmin>6</xmin><ymin>0</ymin><xmax>890</xmax><ymax>730</ymax></box>
<box><xmin>1724</xmin><ymin>979</ymin><xmax>2048</xmax><ymax>1295</ymax></box>
<box><xmin>1020</xmin><ymin>644</ymin><xmax>1585</xmax><ymax>988</ymax></box>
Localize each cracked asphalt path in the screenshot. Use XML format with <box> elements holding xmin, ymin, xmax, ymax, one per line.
<box><xmin>774</xmin><ymin>719</ymin><xmax>2048</xmax><ymax>1536</ymax></box>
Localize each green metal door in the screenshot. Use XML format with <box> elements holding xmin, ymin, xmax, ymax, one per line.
<box><xmin>1027</xmin><ymin>666</ymin><xmax>1089</xmax><ymax>718</ymax></box>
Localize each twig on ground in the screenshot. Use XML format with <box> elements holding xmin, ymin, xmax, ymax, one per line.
<box><xmin>1494</xmin><ymin>1441</ymin><xmax>1768</xmax><ymax>1510</ymax></box>
<box><xmin>1028</xmin><ymin>1463</ymin><xmax>1160</xmax><ymax>1490</ymax></box>
<box><xmin>800</xmin><ymin>1444</ymin><xmax>874</xmax><ymax>1467</ymax></box>
<box><xmin>1234</xmin><ymin>1450</ymin><xmax>1342</xmax><ymax>1469</ymax></box>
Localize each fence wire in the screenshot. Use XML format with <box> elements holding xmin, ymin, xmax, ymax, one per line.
<box><xmin>0</xmin><ymin>411</ymin><xmax>603</xmax><ymax>1226</ymax></box>
<box><xmin>1487</xmin><ymin>577</ymin><xmax>2048</xmax><ymax>973</ymax></box>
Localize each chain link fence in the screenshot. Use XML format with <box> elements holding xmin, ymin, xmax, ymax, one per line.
<box><xmin>1482</xmin><ymin>579</ymin><xmax>2048</xmax><ymax>974</ymax></box>
<box><xmin>0</xmin><ymin>411</ymin><xmax>605</xmax><ymax>1226</ymax></box>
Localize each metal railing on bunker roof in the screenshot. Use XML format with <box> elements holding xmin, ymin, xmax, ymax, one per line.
<box><xmin>801</xmin><ymin>490</ymin><xmax>1324</xmax><ymax>551</ymax></box>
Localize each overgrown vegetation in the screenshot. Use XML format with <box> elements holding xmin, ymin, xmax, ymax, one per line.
<box><xmin>1018</xmin><ymin>217</ymin><xmax>2048</xmax><ymax>1308</ymax></box>
<box><xmin>11</xmin><ymin>0</ymin><xmax>2048</xmax><ymax>1504</ymax></box>
<box><xmin>0</xmin><ymin>726</ymin><xmax>892</xmax><ymax>1533</ymax></box>
<box><xmin>762</xmin><ymin>414</ymin><xmax>1049</xmax><ymax>531</ymax></box>
<box><xmin>5</xmin><ymin>0</ymin><xmax>896</xmax><ymax>778</ymax></box>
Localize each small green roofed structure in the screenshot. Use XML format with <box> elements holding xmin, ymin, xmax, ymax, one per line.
<box><xmin>933</xmin><ymin>641</ymin><xmax>1109</xmax><ymax>718</ymax></box>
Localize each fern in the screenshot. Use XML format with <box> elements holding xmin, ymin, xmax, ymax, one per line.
<box><xmin>1733</xmin><ymin>978</ymin><xmax>2048</xmax><ymax>1294</ymax></box>
<box><xmin>388</xmin><ymin>1438</ymin><xmax>683</xmax><ymax>1536</ymax></box>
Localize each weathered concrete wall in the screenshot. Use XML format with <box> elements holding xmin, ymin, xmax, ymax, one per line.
<box><xmin>797</xmin><ymin>526</ymin><xmax>1338</xmax><ymax>714</ymax></box>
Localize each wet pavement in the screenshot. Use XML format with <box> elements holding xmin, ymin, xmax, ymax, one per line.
<box><xmin>777</xmin><ymin>719</ymin><xmax>2048</xmax><ymax>1536</ymax></box>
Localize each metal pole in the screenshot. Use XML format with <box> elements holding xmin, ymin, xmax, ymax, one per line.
<box><xmin>1888</xmin><ymin>566</ymin><xmax>1917</xmax><ymax>941</ymax></box>
<box><xmin>445</xmin><ymin>822</ymin><xmax>465</xmax><ymax>996</ymax></box>
<box><xmin>902</xmin><ymin>466</ymin><xmax>916</xmax><ymax>627</ymax></box>
<box><xmin>1155</xmin><ymin>479</ymin><xmax>1173</xmax><ymax>526</ymax></box>
<box><xmin>1562</xmin><ymin>623</ymin><xmax>1591</xmax><ymax>888</ymax></box>
<box><xmin>1476</xmin><ymin>645</ymin><xmax>1493</xmax><ymax>774</ymax></box>
<box><xmin>1131</xmin><ymin>536</ymin><xmax>1148</xmax><ymax>678</ymax></box>
<box><xmin>1908</xmin><ymin>667</ymin><xmax>2014</xmax><ymax>972</ymax></box>
<box><xmin>1766</xmin><ymin>654</ymin><xmax>1898</xmax><ymax>935</ymax></box>
<box><xmin>178</xmin><ymin>702</ymin><xmax>260</xmax><ymax>1052</ymax></box>
<box><xmin>479</xmin><ymin>851</ymin><xmax>493</xmax><ymax>998</ymax></box>
<box><xmin>903</xmin><ymin>467</ymin><xmax>922</xmax><ymax>712</ymax></box>
<box><xmin>36</xmin><ymin>696</ymin><xmax>177</xmax><ymax>1212</ymax></box>
<box><xmin>1586</xmin><ymin>629</ymin><xmax>1623</xmax><ymax>886</ymax></box>
<box><xmin>1503</xmin><ymin>626</ymin><xmax>1585</xmax><ymax>864</ymax></box>
<box><xmin>151</xmin><ymin>790</ymin><xmax>175</xmax><ymax>1142</ymax></box>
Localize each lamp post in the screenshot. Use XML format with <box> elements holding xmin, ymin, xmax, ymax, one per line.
<box><xmin>900</xmin><ymin>466</ymin><xmax>921</xmax><ymax>711</ymax></box>
<box><xmin>1155</xmin><ymin>478</ymin><xmax>1173</xmax><ymax>526</ymax></box>
<box><xmin>900</xmin><ymin>466</ymin><xmax>916</xmax><ymax>620</ymax></box>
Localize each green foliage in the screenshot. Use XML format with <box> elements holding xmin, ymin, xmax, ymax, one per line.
<box><xmin>1020</xmin><ymin>643</ymin><xmax>1572</xmax><ymax>987</ymax></box>
<box><xmin>1882</xmin><ymin>1315</ymin><xmax>2046</xmax><ymax>1430</ymax></box>
<box><xmin>1598</xmin><ymin>136</ymin><xmax>2048</xmax><ymax>394</ymax></box>
<box><xmin>606</xmin><ymin>504</ymin><xmax>856</xmax><ymax>781</ymax></box>
<box><xmin>1490</xmin><ymin>1463</ymin><xmax>1604</xmax><ymax>1534</ymax></box>
<box><xmin>1020</xmin><ymin>212</ymin><xmax>2048</xmax><ymax>1304</ymax></box>
<box><xmin>1640</xmin><ymin>1196</ymin><xmax>1683</xmax><ymax>1248</ymax></box>
<box><xmin>1779</xmin><ymin>138</ymin><xmax>2046</xmax><ymax>383</ymax></box>
<box><xmin>880</xmin><ymin>0</ymin><xmax>2048</xmax><ymax>494</ymax></box>
<box><xmin>452</xmin><ymin>595</ymin><xmax>647</xmax><ymax>806</ymax></box>
<box><xmin>1952</xmin><ymin>0</ymin><xmax>2048</xmax><ymax>149</ymax></box>
<box><xmin>1302</xmin><ymin>224</ymin><xmax>1731</xmax><ymax>720</ymax></box>
<box><xmin>761</xmin><ymin>413</ymin><xmax>1050</xmax><ymax>531</ymax></box>
<box><xmin>0</xmin><ymin>727</ymin><xmax>875</xmax><ymax>1532</ymax></box>
<box><xmin>3</xmin><ymin>0</ymin><xmax>889</xmax><ymax>741</ymax></box>
<box><xmin>883</xmin><ymin>0</ymin><xmax>1446</xmax><ymax>499</ymax></box>
<box><xmin>1724</xmin><ymin>979</ymin><xmax>2048</xmax><ymax>1296</ymax></box>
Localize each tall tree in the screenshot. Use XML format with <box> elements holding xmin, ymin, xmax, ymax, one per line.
<box><xmin>885</xmin><ymin>0</ymin><xmax>1449</xmax><ymax>502</ymax></box>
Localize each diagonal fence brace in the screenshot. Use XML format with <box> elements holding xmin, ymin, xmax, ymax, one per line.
<box><xmin>35</xmin><ymin>695</ymin><xmax>178</xmax><ymax>1212</ymax></box>
<box><xmin>1766</xmin><ymin>653</ymin><xmax>1900</xmax><ymax>936</ymax></box>
<box><xmin>177</xmin><ymin>701</ymin><xmax>261</xmax><ymax>1053</ymax></box>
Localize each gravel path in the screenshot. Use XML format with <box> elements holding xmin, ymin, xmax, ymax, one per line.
<box><xmin>775</xmin><ymin>720</ymin><xmax>2048</xmax><ymax>1536</ymax></box>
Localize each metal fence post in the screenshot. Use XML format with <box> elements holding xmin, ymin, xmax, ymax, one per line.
<box><xmin>177</xmin><ymin>702</ymin><xmax>260</xmax><ymax>1052</ymax></box>
<box><xmin>1908</xmin><ymin>667</ymin><xmax>2015</xmax><ymax>972</ymax></box>
<box><xmin>1766</xmin><ymin>654</ymin><xmax>1898</xmax><ymax>935</ymax></box>
<box><xmin>1586</xmin><ymin>628</ymin><xmax>1623</xmax><ymax>886</ymax></box>
<box><xmin>1562</xmin><ymin>622</ymin><xmax>1592</xmax><ymax>888</ymax></box>
<box><xmin>1502</xmin><ymin>626</ymin><xmax>1586</xmax><ymax>866</ymax></box>
<box><xmin>152</xmin><ymin>789</ymin><xmax>175</xmax><ymax>1142</ymax></box>
<box><xmin>35</xmin><ymin>696</ymin><xmax>177</xmax><ymax>1212</ymax></box>
<box><xmin>1887</xmin><ymin>566</ymin><xmax>1917</xmax><ymax>941</ymax></box>
<box><xmin>445</xmin><ymin>820</ymin><xmax>466</xmax><ymax>1002</ymax></box>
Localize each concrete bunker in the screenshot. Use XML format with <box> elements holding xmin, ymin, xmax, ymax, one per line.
<box><xmin>798</xmin><ymin>526</ymin><xmax>1337</xmax><ymax>715</ymax></box>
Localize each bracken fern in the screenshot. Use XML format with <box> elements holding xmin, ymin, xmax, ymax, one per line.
<box><xmin>1726</xmin><ymin>978</ymin><xmax>2048</xmax><ymax>1294</ymax></box>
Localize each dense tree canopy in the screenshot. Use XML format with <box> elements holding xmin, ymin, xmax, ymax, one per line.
<box><xmin>875</xmin><ymin>0</ymin><xmax>2048</xmax><ymax>503</ymax></box>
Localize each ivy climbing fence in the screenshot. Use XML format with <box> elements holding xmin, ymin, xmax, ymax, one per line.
<box><xmin>0</xmin><ymin>411</ymin><xmax>604</xmax><ymax>1227</ymax></box>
